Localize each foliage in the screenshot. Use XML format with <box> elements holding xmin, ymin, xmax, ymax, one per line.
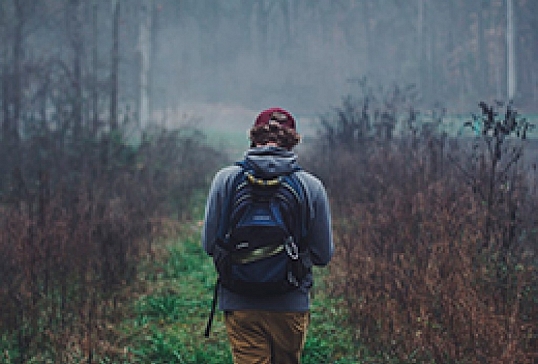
<box><xmin>459</xmin><ymin>101</ymin><xmax>535</xmax><ymax>251</ymax></box>
<box><xmin>136</xmin><ymin>125</ymin><xmax>227</xmax><ymax>219</ymax></box>
<box><xmin>303</xmin><ymin>96</ymin><xmax>538</xmax><ymax>363</ymax></box>
<box><xmin>318</xmin><ymin>78</ymin><xmax>420</xmax><ymax>152</ymax></box>
<box><xmin>0</xmin><ymin>124</ymin><xmax>224</xmax><ymax>363</ymax></box>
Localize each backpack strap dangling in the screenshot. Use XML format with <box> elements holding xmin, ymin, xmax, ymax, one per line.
<box><xmin>204</xmin><ymin>278</ymin><xmax>220</xmax><ymax>337</ymax></box>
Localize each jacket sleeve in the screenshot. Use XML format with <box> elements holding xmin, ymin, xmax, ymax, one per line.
<box><xmin>201</xmin><ymin>166</ymin><xmax>239</xmax><ymax>256</ymax></box>
<box><xmin>301</xmin><ymin>173</ymin><xmax>334</xmax><ymax>266</ymax></box>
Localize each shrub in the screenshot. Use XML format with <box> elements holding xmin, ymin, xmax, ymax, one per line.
<box><xmin>304</xmin><ymin>97</ymin><xmax>538</xmax><ymax>362</ymax></box>
<box><xmin>0</xmin><ymin>125</ymin><xmax>225</xmax><ymax>362</ymax></box>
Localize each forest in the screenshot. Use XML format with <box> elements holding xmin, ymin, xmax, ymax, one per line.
<box><xmin>0</xmin><ymin>0</ymin><xmax>537</xmax><ymax>363</ymax></box>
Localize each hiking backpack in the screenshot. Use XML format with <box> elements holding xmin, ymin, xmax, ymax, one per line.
<box><xmin>205</xmin><ymin>160</ymin><xmax>311</xmax><ymax>336</ymax></box>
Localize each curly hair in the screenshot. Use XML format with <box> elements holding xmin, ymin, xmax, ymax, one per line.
<box><xmin>249</xmin><ymin>120</ymin><xmax>301</xmax><ymax>151</ymax></box>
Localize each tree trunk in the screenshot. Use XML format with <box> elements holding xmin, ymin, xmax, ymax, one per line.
<box><xmin>256</xmin><ymin>0</ymin><xmax>275</xmax><ymax>63</ymax></box>
<box><xmin>280</xmin><ymin>0</ymin><xmax>291</xmax><ymax>50</ymax></box>
<box><xmin>363</xmin><ymin>0</ymin><xmax>373</xmax><ymax>73</ymax></box>
<box><xmin>10</xmin><ymin>0</ymin><xmax>24</xmax><ymax>142</ymax></box>
<box><xmin>139</xmin><ymin>0</ymin><xmax>152</xmax><ymax>128</ymax></box>
<box><xmin>91</xmin><ymin>0</ymin><xmax>99</xmax><ymax>136</ymax></box>
<box><xmin>477</xmin><ymin>1</ymin><xmax>488</xmax><ymax>98</ymax></box>
<box><xmin>506</xmin><ymin>0</ymin><xmax>516</xmax><ymax>101</ymax></box>
<box><xmin>71</xmin><ymin>0</ymin><xmax>83</xmax><ymax>139</ymax></box>
<box><xmin>110</xmin><ymin>0</ymin><xmax>119</xmax><ymax>131</ymax></box>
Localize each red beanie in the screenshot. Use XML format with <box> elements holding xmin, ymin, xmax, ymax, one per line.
<box><xmin>254</xmin><ymin>107</ymin><xmax>296</xmax><ymax>130</ymax></box>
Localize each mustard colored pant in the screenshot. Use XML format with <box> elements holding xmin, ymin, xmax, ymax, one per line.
<box><xmin>224</xmin><ymin>310</ymin><xmax>310</xmax><ymax>364</ymax></box>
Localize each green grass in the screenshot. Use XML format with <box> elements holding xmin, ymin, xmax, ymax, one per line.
<box><xmin>112</xmin><ymin>227</ymin><xmax>363</xmax><ymax>364</ymax></box>
<box><xmin>116</xmin><ymin>231</ymin><xmax>231</xmax><ymax>364</ymax></box>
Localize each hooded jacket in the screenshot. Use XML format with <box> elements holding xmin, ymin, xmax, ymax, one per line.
<box><xmin>202</xmin><ymin>146</ymin><xmax>333</xmax><ymax>311</ymax></box>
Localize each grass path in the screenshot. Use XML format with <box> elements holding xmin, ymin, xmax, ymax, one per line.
<box><xmin>111</xmin><ymin>224</ymin><xmax>364</xmax><ymax>364</ymax></box>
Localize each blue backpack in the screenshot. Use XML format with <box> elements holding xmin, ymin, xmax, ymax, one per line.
<box><xmin>205</xmin><ymin>160</ymin><xmax>311</xmax><ymax>336</ymax></box>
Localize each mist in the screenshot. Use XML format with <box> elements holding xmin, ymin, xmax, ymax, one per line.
<box><xmin>1</xmin><ymin>1</ymin><xmax>537</xmax><ymax>362</ymax></box>
<box><xmin>144</xmin><ymin>0</ymin><xmax>538</xmax><ymax>130</ymax></box>
<box><xmin>0</xmin><ymin>0</ymin><xmax>538</xmax><ymax>134</ymax></box>
<box><xmin>3</xmin><ymin>0</ymin><xmax>536</xmax><ymax>135</ymax></box>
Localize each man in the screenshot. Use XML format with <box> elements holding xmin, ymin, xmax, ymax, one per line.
<box><xmin>202</xmin><ymin>107</ymin><xmax>333</xmax><ymax>364</ymax></box>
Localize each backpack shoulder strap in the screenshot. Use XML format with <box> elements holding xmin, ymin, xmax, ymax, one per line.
<box><xmin>225</xmin><ymin>159</ymin><xmax>308</xmax><ymax>243</ymax></box>
<box><xmin>216</xmin><ymin>164</ymin><xmax>247</xmax><ymax>243</ymax></box>
<box><xmin>205</xmin><ymin>165</ymin><xmax>245</xmax><ymax>337</ymax></box>
<box><xmin>282</xmin><ymin>170</ymin><xmax>309</xmax><ymax>243</ymax></box>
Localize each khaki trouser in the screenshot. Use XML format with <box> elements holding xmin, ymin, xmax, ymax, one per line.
<box><xmin>224</xmin><ymin>310</ymin><xmax>310</xmax><ymax>364</ymax></box>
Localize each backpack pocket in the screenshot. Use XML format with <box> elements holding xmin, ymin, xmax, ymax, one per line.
<box><xmin>228</xmin><ymin>249</ymin><xmax>295</xmax><ymax>296</ymax></box>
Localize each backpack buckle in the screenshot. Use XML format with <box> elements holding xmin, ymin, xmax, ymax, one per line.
<box><xmin>284</xmin><ymin>237</ymin><xmax>299</xmax><ymax>260</ymax></box>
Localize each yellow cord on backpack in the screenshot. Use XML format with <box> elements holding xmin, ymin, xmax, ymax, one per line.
<box><xmin>245</xmin><ymin>172</ymin><xmax>281</xmax><ymax>187</ymax></box>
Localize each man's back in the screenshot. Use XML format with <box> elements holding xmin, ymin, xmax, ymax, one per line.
<box><xmin>202</xmin><ymin>108</ymin><xmax>333</xmax><ymax>364</ymax></box>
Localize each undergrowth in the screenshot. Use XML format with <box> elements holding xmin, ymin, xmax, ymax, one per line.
<box><xmin>108</xmin><ymin>225</ymin><xmax>365</xmax><ymax>364</ymax></box>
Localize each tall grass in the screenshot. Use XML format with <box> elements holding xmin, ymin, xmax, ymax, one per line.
<box><xmin>303</xmin><ymin>94</ymin><xmax>538</xmax><ymax>363</ymax></box>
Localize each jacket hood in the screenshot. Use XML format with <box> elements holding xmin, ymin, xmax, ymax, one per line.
<box><xmin>242</xmin><ymin>146</ymin><xmax>299</xmax><ymax>178</ymax></box>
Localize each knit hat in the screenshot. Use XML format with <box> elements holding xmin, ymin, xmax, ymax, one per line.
<box><xmin>254</xmin><ymin>107</ymin><xmax>296</xmax><ymax>130</ymax></box>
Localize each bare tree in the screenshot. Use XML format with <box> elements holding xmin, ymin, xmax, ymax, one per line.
<box><xmin>139</xmin><ymin>0</ymin><xmax>153</xmax><ymax>128</ymax></box>
<box><xmin>110</xmin><ymin>0</ymin><xmax>119</xmax><ymax>131</ymax></box>
<box><xmin>69</xmin><ymin>0</ymin><xmax>83</xmax><ymax>139</ymax></box>
<box><xmin>507</xmin><ymin>0</ymin><xmax>516</xmax><ymax>101</ymax></box>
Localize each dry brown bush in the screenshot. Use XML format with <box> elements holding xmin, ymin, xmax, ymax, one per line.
<box><xmin>303</xmin><ymin>98</ymin><xmax>537</xmax><ymax>362</ymax></box>
<box><xmin>330</xmin><ymin>170</ymin><xmax>536</xmax><ymax>362</ymax></box>
<box><xmin>0</xmin><ymin>127</ymin><xmax>224</xmax><ymax>362</ymax></box>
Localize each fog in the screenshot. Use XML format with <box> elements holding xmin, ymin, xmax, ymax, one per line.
<box><xmin>147</xmin><ymin>1</ymin><xmax>538</xmax><ymax>128</ymax></box>
<box><xmin>1</xmin><ymin>3</ymin><xmax>537</xmax><ymax>362</ymax></box>
<box><xmin>2</xmin><ymin>0</ymin><xmax>537</xmax><ymax>134</ymax></box>
<box><xmin>149</xmin><ymin>1</ymin><xmax>381</xmax><ymax>130</ymax></box>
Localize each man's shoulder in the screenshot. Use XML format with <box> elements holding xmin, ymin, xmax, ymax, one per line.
<box><xmin>295</xmin><ymin>169</ymin><xmax>323</xmax><ymax>187</ymax></box>
<box><xmin>294</xmin><ymin>170</ymin><xmax>327</xmax><ymax>199</ymax></box>
<box><xmin>215</xmin><ymin>164</ymin><xmax>242</xmax><ymax>179</ymax></box>
<box><xmin>210</xmin><ymin>165</ymin><xmax>242</xmax><ymax>191</ymax></box>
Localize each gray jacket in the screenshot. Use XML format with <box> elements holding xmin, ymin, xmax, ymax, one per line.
<box><xmin>201</xmin><ymin>146</ymin><xmax>333</xmax><ymax>311</ymax></box>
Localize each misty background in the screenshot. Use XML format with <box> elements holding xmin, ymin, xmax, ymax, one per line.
<box><xmin>3</xmin><ymin>0</ymin><xmax>536</xmax><ymax>139</ymax></box>
<box><xmin>149</xmin><ymin>0</ymin><xmax>538</xmax><ymax>122</ymax></box>
<box><xmin>1</xmin><ymin>1</ymin><xmax>538</xmax><ymax>362</ymax></box>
